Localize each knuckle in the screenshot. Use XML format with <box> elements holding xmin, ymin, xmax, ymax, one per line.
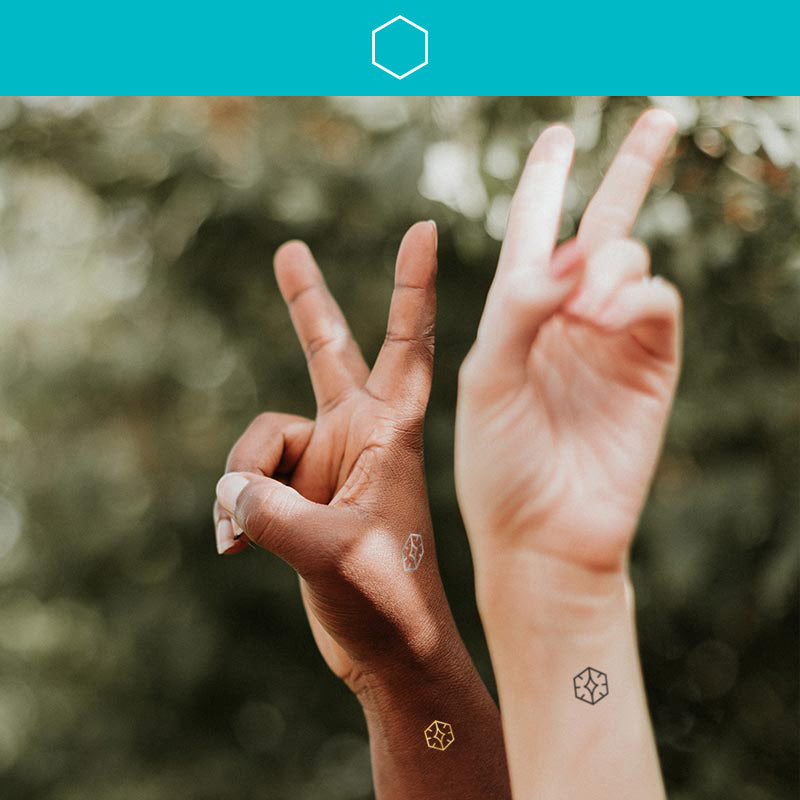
<box><xmin>227</xmin><ymin>412</ymin><xmax>276</xmax><ymax>466</ymax></box>
<box><xmin>361</xmin><ymin>419</ymin><xmax>424</xmax><ymax>462</ymax></box>
<box><xmin>225</xmin><ymin>448</ymin><xmax>244</xmax><ymax>473</ymax></box>
<box><xmin>285</xmin><ymin>281</ymin><xmax>321</xmax><ymax>308</ymax></box>
<box><xmin>418</xmin><ymin>329</ymin><xmax>436</xmax><ymax>359</ymax></box>
<box><xmin>389</xmin><ymin>413</ymin><xmax>426</xmax><ymax>452</ymax></box>
<box><xmin>305</xmin><ymin>330</ymin><xmax>349</xmax><ymax>362</ymax></box>
<box><xmin>414</xmin><ymin>339</ymin><xmax>435</xmax><ymax>372</ymax></box>
<box><xmin>238</xmin><ymin>484</ymin><xmax>286</xmax><ymax>548</ymax></box>
<box><xmin>385</xmin><ymin>330</ymin><xmax>435</xmax><ymax>364</ymax></box>
<box><xmin>251</xmin><ymin>411</ymin><xmax>278</xmax><ymax>428</ymax></box>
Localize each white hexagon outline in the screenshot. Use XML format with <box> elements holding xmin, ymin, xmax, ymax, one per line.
<box><xmin>401</xmin><ymin>532</ymin><xmax>425</xmax><ymax>571</ymax></box>
<box><xmin>372</xmin><ymin>15</ymin><xmax>428</xmax><ymax>80</ymax></box>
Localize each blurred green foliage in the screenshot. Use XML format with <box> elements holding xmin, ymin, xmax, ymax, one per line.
<box><xmin>0</xmin><ymin>96</ymin><xmax>797</xmax><ymax>799</ymax></box>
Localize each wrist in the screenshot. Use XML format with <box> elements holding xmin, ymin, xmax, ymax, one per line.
<box><xmin>475</xmin><ymin>547</ymin><xmax>633</xmax><ymax>638</ymax></box>
<box><xmin>354</xmin><ymin>617</ymin><xmax>511</xmax><ymax>800</ymax></box>
<box><xmin>353</xmin><ymin>617</ymin><xmax>475</xmax><ymax>712</ymax></box>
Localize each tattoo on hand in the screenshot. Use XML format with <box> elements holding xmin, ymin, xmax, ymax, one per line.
<box><xmin>402</xmin><ymin>533</ymin><xmax>425</xmax><ymax>571</ymax></box>
<box><xmin>424</xmin><ymin>720</ymin><xmax>455</xmax><ymax>751</ymax></box>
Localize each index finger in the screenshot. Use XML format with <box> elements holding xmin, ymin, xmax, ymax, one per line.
<box><xmin>274</xmin><ymin>241</ymin><xmax>369</xmax><ymax>414</ymax></box>
<box><xmin>496</xmin><ymin>124</ymin><xmax>576</xmax><ymax>277</ymax></box>
<box><xmin>577</xmin><ymin>108</ymin><xmax>677</xmax><ymax>252</ymax></box>
<box><xmin>475</xmin><ymin>126</ymin><xmax>576</xmax><ymax>371</ymax></box>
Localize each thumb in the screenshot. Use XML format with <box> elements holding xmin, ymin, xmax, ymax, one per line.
<box><xmin>216</xmin><ymin>472</ymin><xmax>340</xmax><ymax>572</ymax></box>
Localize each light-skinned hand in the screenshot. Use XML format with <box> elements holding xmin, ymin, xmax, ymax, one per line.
<box><xmin>456</xmin><ymin>109</ymin><xmax>681</xmax><ymax>584</ymax></box>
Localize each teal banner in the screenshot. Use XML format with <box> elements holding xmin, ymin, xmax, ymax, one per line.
<box><xmin>3</xmin><ymin>1</ymin><xmax>797</xmax><ymax>91</ymax></box>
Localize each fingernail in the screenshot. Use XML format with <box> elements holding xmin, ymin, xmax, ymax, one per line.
<box><xmin>215</xmin><ymin>518</ymin><xmax>235</xmax><ymax>555</ymax></box>
<box><xmin>427</xmin><ymin>220</ymin><xmax>438</xmax><ymax>251</ymax></box>
<box><xmin>542</xmin><ymin>124</ymin><xmax>575</xmax><ymax>163</ymax></box>
<box><xmin>640</xmin><ymin>110</ymin><xmax>679</xmax><ymax>157</ymax></box>
<box><xmin>216</xmin><ymin>473</ymin><xmax>249</xmax><ymax>515</ymax></box>
<box><xmin>645</xmin><ymin>108</ymin><xmax>678</xmax><ymax>133</ymax></box>
<box><xmin>232</xmin><ymin>521</ymin><xmax>244</xmax><ymax>540</ymax></box>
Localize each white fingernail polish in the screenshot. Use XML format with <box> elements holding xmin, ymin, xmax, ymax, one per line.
<box><xmin>216</xmin><ymin>519</ymin><xmax>234</xmax><ymax>555</ymax></box>
<box><xmin>216</xmin><ymin>473</ymin><xmax>249</xmax><ymax>515</ymax></box>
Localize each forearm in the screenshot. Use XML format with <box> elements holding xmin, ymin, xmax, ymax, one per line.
<box><xmin>477</xmin><ymin>549</ymin><xmax>665</xmax><ymax>800</ymax></box>
<box><xmin>357</xmin><ymin>617</ymin><xmax>511</xmax><ymax>800</ymax></box>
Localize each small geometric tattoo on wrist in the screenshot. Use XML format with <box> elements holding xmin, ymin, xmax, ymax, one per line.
<box><xmin>424</xmin><ymin>720</ymin><xmax>454</xmax><ymax>751</ymax></box>
<box><xmin>573</xmin><ymin>666</ymin><xmax>609</xmax><ymax>705</ymax></box>
<box><xmin>402</xmin><ymin>533</ymin><xmax>424</xmax><ymax>571</ymax></box>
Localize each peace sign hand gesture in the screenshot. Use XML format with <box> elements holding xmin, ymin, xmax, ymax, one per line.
<box><xmin>456</xmin><ymin>109</ymin><xmax>681</xmax><ymax>582</ymax></box>
<box><xmin>213</xmin><ymin>222</ymin><xmax>511</xmax><ymax>800</ymax></box>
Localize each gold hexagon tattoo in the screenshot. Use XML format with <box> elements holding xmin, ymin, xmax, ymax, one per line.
<box><xmin>424</xmin><ymin>719</ymin><xmax>454</xmax><ymax>751</ymax></box>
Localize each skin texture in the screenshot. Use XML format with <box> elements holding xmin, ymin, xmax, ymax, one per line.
<box><xmin>214</xmin><ymin>222</ymin><xmax>510</xmax><ymax>800</ymax></box>
<box><xmin>454</xmin><ymin>109</ymin><xmax>681</xmax><ymax>799</ymax></box>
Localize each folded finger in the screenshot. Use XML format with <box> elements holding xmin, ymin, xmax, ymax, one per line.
<box><xmin>226</xmin><ymin>412</ymin><xmax>313</xmax><ymax>476</ymax></box>
<box><xmin>215</xmin><ymin>412</ymin><xmax>313</xmax><ymax>555</ymax></box>
<box><xmin>595</xmin><ymin>276</ymin><xmax>682</xmax><ymax>361</ymax></box>
<box><xmin>565</xmin><ymin>238</ymin><xmax>650</xmax><ymax>319</ymax></box>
